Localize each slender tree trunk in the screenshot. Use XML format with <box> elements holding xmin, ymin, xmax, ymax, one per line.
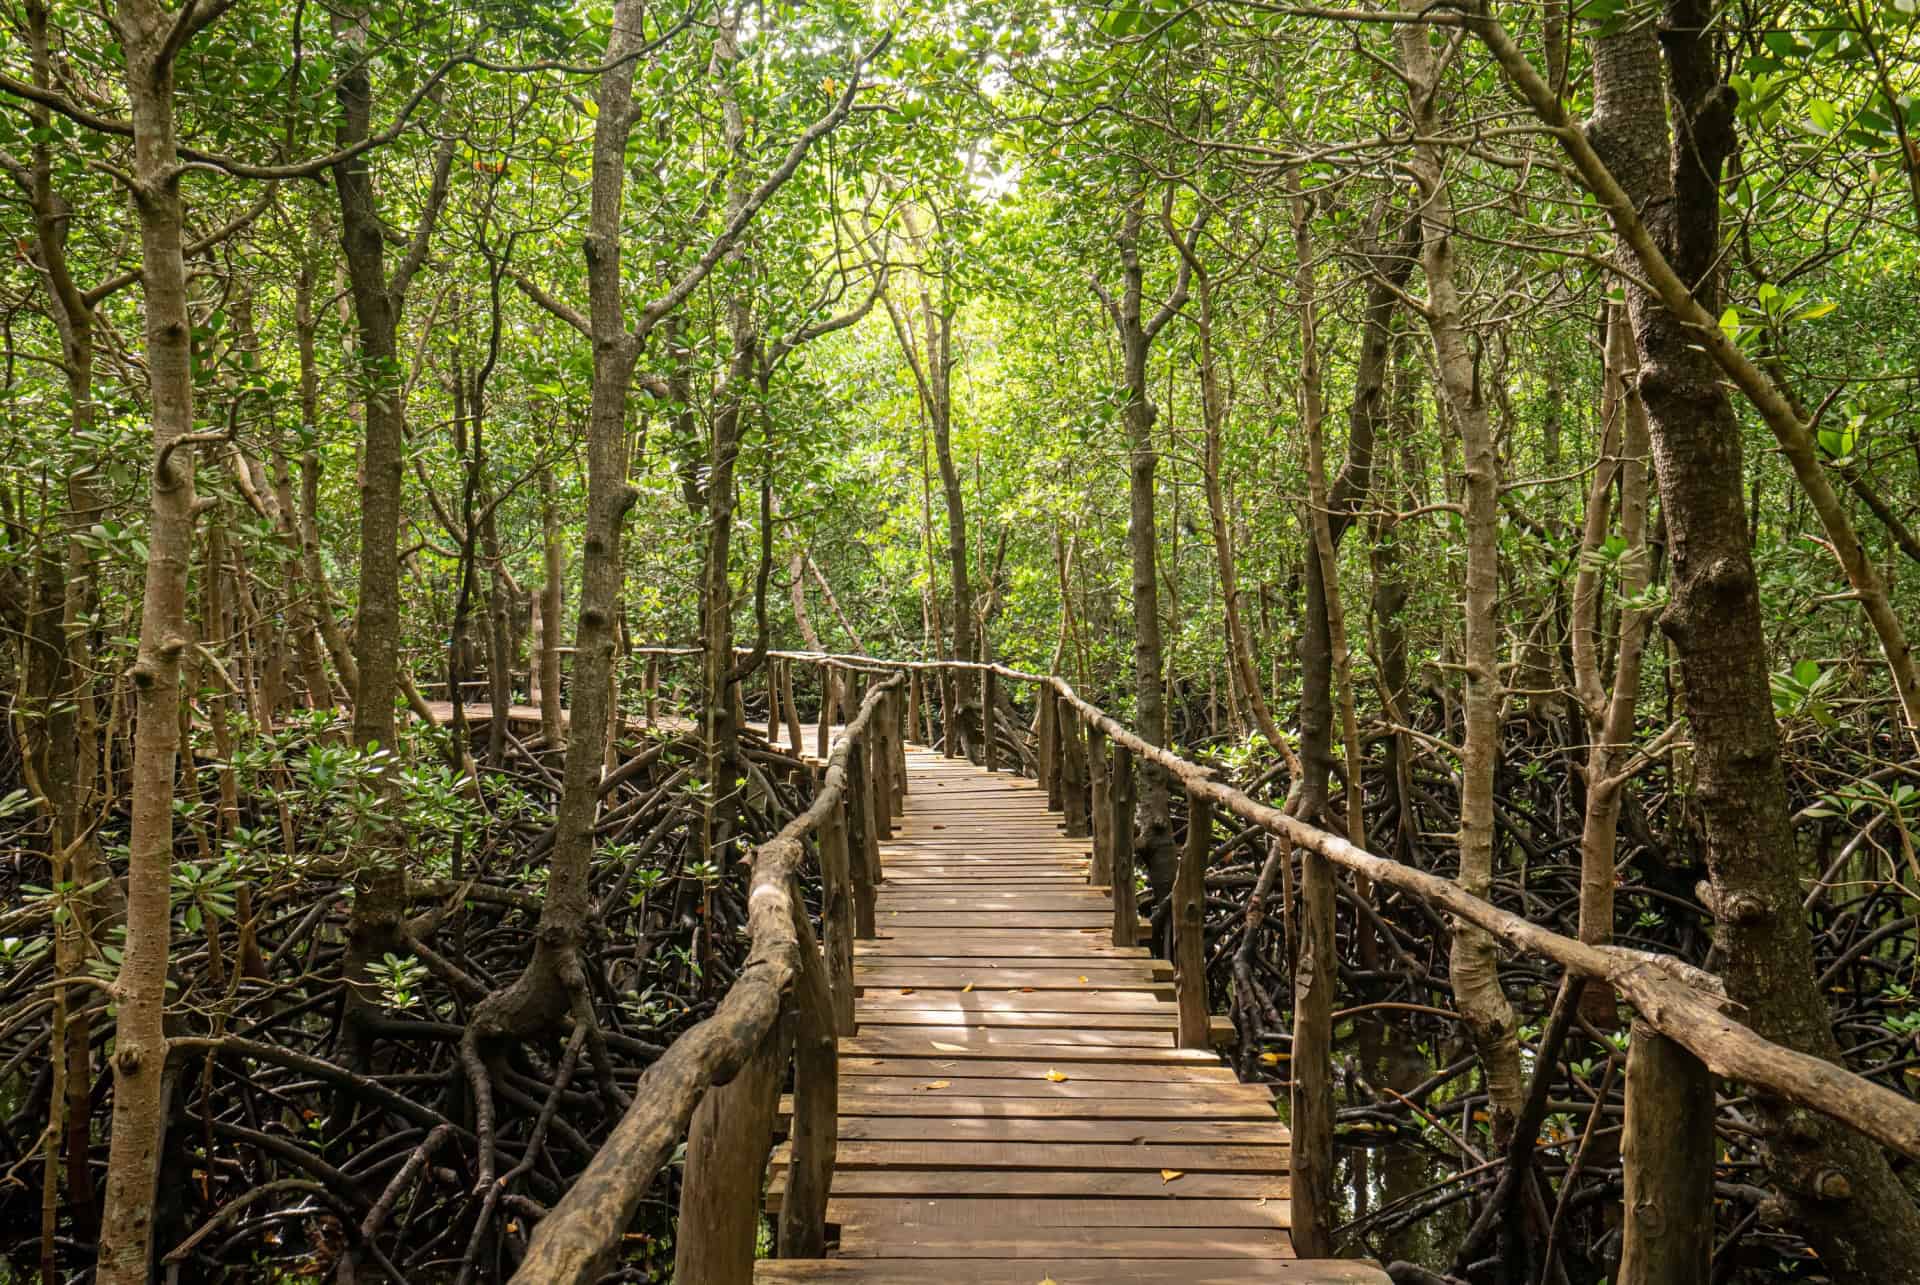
<box><xmin>1195</xmin><ymin>273</ymin><xmax>1291</xmax><ymax>766</ymax></box>
<box><xmin>1397</xmin><ymin>18</ymin><xmax>1525</xmax><ymax>1136</ymax></box>
<box><xmin>96</xmin><ymin>6</ymin><xmax>198</xmax><ymax>1275</ymax></box>
<box><xmin>538</xmin><ymin>464</ymin><xmax>566</xmax><ymax>745</ymax></box>
<box><xmin>333</xmin><ymin>4</ymin><xmax>404</xmax><ymax>752</ymax></box>
<box><xmin>1094</xmin><ymin>197</ymin><xmax>1202</xmax><ymax>895</ymax></box>
<box><xmin>1571</xmin><ymin>306</ymin><xmax>1652</xmax><ymax>1023</ymax></box>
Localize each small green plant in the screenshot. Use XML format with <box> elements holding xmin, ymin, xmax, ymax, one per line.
<box><xmin>372</xmin><ymin>952</ymin><xmax>429</xmax><ymax>1011</ymax></box>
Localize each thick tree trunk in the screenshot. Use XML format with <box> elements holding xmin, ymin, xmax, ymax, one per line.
<box><xmin>1581</xmin><ymin>7</ymin><xmax>1920</xmax><ymax>1276</ymax></box>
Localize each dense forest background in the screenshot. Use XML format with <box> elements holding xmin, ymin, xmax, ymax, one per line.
<box><xmin>3</xmin><ymin>0</ymin><xmax>1920</xmax><ymax>1281</ymax></box>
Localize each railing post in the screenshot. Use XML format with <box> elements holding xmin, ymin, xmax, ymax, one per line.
<box><xmin>781</xmin><ymin>659</ymin><xmax>804</xmax><ymax>754</ymax></box>
<box><xmin>1087</xmin><ymin>724</ymin><xmax>1111</xmax><ymax>888</ymax></box>
<box><xmin>982</xmin><ymin>666</ymin><xmax>1000</xmax><ymax>772</ymax></box>
<box><xmin>819</xmin><ymin>797</ymin><xmax>856</xmax><ymax>1034</ymax></box>
<box><xmin>644</xmin><ymin>653</ymin><xmax>659</xmax><ymax>728</ymax></box>
<box><xmin>780</xmin><ymin>901</ymin><xmax>839</xmax><ymax>1259</ymax></box>
<box><xmin>907</xmin><ymin>667</ymin><xmax>924</xmax><ymax>744</ymax></box>
<box><xmin>815</xmin><ymin>662</ymin><xmax>833</xmax><ymax>760</ymax></box>
<box><xmin>1110</xmin><ymin>744</ymin><xmax>1137</xmax><ymax>946</ymax></box>
<box><xmin>1175</xmin><ymin>787</ymin><xmax>1212</xmax><ymax>1049</ymax></box>
<box><xmin>1042</xmin><ymin>685</ymin><xmax>1063</xmax><ymax>812</ymax></box>
<box><xmin>847</xmin><ymin>748</ymin><xmax>877</xmax><ymax>938</ymax></box>
<box><xmin>765</xmin><ymin>658</ymin><xmax>781</xmax><ymax>747</ymax></box>
<box><xmin>861</xmin><ymin>679</ymin><xmax>892</xmax><ymax>840</ymax></box>
<box><xmin>1619</xmin><ymin>1020</ymin><xmax>1714</xmax><ymax>1285</ymax></box>
<box><xmin>1060</xmin><ymin>702</ymin><xmax>1090</xmax><ymax>838</ymax></box>
<box><xmin>861</xmin><ymin>717</ymin><xmax>885</xmax><ymax>884</ymax></box>
<box><xmin>673</xmin><ymin>1019</ymin><xmax>787</xmax><ymax>1284</ymax></box>
<box><xmin>890</xmin><ymin>677</ymin><xmax>909</xmax><ymax>804</ymax></box>
<box><xmin>940</xmin><ymin>664</ymin><xmax>958</xmax><ymax>759</ymax></box>
<box><xmin>1291</xmin><ymin>838</ymin><xmax>1336</xmax><ymax>1257</ymax></box>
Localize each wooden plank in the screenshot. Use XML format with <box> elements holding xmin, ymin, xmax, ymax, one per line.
<box><xmin>770</xmin><ymin>1169</ymin><xmax>1291</xmax><ymax>1201</ymax></box>
<box><xmin>855</xmin><ymin>1013</ymin><xmax>1178</xmax><ymax>1033</ymax></box>
<box><xmin>842</xmin><ymin>1027</ymin><xmax>1177</xmax><ymax>1049</ymax></box>
<box><xmin>755</xmin><ymin>1263</ymin><xmax>1388</xmax><ymax>1284</ymax></box>
<box><xmin>758</xmin><ymin>1261</ymin><xmax>1385</xmax><ymax>1284</ymax></box>
<box><xmin>855</xmin><ymin>967</ymin><xmax>1167</xmax><ymax>988</ymax></box>
<box><xmin>808</xmin><ymin>1079</ymin><xmax>1276</xmax><ymax>1104</ymax></box>
<box><xmin>830</xmin><ymin>1197</ymin><xmax>1291</xmax><ymax>1230</ymax></box>
<box><xmin>781</xmin><ymin>1093</ymin><xmax>1278</xmax><ymax>1119</ymax></box>
<box><xmin>832</xmin><ymin>1117</ymin><xmax>1289</xmax><ymax>1145</ymax></box>
<box><xmin>838</xmin><ymin>1057</ymin><xmax>1239</xmax><ymax>1083</ymax></box>
<box><xmin>838</xmin><ymin>1227</ymin><xmax>1294</xmax><ymax>1258</ymax></box>
<box><xmin>772</xmin><ymin>1140</ymin><xmax>1289</xmax><ymax>1172</ymax></box>
<box><xmin>855</xmin><ymin>991</ymin><xmax>1170</xmax><ymax>1012</ymax></box>
<box><xmin>876</xmin><ymin>914</ymin><xmax>1118</xmax><ymax>929</ymax></box>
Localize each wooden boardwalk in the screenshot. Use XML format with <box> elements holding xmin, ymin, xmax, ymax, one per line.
<box><xmin>760</xmin><ymin>748</ymin><xmax>1388</xmax><ymax>1284</ymax></box>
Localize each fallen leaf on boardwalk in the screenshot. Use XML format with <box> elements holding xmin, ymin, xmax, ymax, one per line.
<box><xmin>921</xmin><ymin>1080</ymin><xmax>951</xmax><ymax>1090</ymax></box>
<box><xmin>1255</xmin><ymin>1196</ymin><xmax>1268</xmax><ymax>1206</ymax></box>
<box><xmin>1044</xmin><ymin>1068</ymin><xmax>1070</xmax><ymax>1082</ymax></box>
<box><xmin>962</xmin><ymin>982</ymin><xmax>975</xmax><ymax>993</ymax></box>
<box><xmin>1160</xmin><ymin>1169</ymin><xmax>1184</xmax><ymax>1183</ymax></box>
<box><xmin>932</xmin><ymin>1041</ymin><xmax>968</xmax><ymax>1051</ymax></box>
<box><xmin>1040</xmin><ymin>1278</ymin><xmax>1059</xmax><ymax>1285</ymax></box>
<box><xmin>1019</xmin><ymin>987</ymin><xmax>1035</xmax><ymax>993</ymax></box>
<box><xmin>1077</xmin><ymin>976</ymin><xmax>1088</xmax><ymax>984</ymax></box>
<box><xmin>899</xmin><ymin>988</ymin><xmax>915</xmax><ymax>995</ymax></box>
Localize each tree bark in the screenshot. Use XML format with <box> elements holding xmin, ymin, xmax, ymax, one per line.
<box><xmin>96</xmin><ymin>5</ymin><xmax>200</xmax><ymax>1276</ymax></box>
<box><xmin>1092</xmin><ymin>193</ymin><xmax>1204</xmax><ymax>896</ymax></box>
<box><xmin>1397</xmin><ymin>17</ymin><xmax>1526</xmax><ymax>1137</ymax></box>
<box><xmin>1577</xmin><ymin>6</ymin><xmax>1920</xmax><ymax>1275</ymax></box>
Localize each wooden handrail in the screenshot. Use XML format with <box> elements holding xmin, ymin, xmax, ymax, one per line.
<box><xmin>1015</xmin><ymin>665</ymin><xmax>1920</xmax><ymax>1161</ymax></box>
<box><xmin>511</xmin><ymin>671</ymin><xmax>902</xmax><ymax>1284</ymax></box>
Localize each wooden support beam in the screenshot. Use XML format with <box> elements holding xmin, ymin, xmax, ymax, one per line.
<box><xmin>673</xmin><ymin>1021</ymin><xmax>786</xmax><ymax>1284</ymax></box>
<box><xmin>1088</xmin><ymin>723</ymin><xmax>1111</xmax><ymax>889</ymax></box>
<box><xmin>1291</xmin><ymin>835</ymin><xmax>1336</xmax><ymax>1257</ymax></box>
<box><xmin>778</xmin><ymin>901</ymin><xmax>839</xmax><ymax>1259</ymax></box>
<box><xmin>847</xmin><ymin>750</ymin><xmax>876</xmax><ymax>939</ymax></box>
<box><xmin>766</xmin><ymin>658</ymin><xmax>782</xmax><ymax>747</ymax></box>
<box><xmin>940</xmin><ymin>664</ymin><xmax>958</xmax><ymax>759</ymax></box>
<box><xmin>890</xmin><ymin>680</ymin><xmax>909</xmax><ymax>802</ymax></box>
<box><xmin>1175</xmin><ymin>788</ymin><xmax>1212</xmax><ymax>1050</ymax></box>
<box><xmin>1110</xmin><ymin>744</ymin><xmax>1137</xmax><ymax>948</ymax></box>
<box><xmin>781</xmin><ymin>659</ymin><xmax>804</xmax><ymax>755</ymax></box>
<box><xmin>1041</xmin><ymin>683</ymin><xmax>1062</xmax><ymax>811</ymax></box>
<box><xmin>1619</xmin><ymin>1021</ymin><xmax>1714</xmax><ymax>1285</ymax></box>
<box><xmin>816</xmin><ymin>662</ymin><xmax>834</xmax><ymax>761</ymax></box>
<box><xmin>983</xmin><ymin>665</ymin><xmax>1000</xmax><ymax>772</ymax></box>
<box><xmin>819</xmin><ymin>799</ymin><xmax>856</xmax><ymax>1035</ymax></box>
<box><xmin>906</xmin><ymin>666</ymin><xmax>923</xmax><ymax>744</ymax></box>
<box><xmin>1061</xmin><ymin>702</ymin><xmax>1090</xmax><ymax>838</ymax></box>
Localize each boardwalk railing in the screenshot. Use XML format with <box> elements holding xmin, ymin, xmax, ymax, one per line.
<box><xmin>511</xmin><ymin>665</ymin><xmax>905</xmax><ymax>1283</ymax></box>
<box><xmin>510</xmin><ymin>646</ymin><xmax>1920</xmax><ymax>1284</ymax></box>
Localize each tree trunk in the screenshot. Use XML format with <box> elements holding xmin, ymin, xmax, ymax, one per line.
<box><xmin>1397</xmin><ymin>19</ymin><xmax>1526</xmax><ymax>1137</ymax></box>
<box><xmin>1581</xmin><ymin>7</ymin><xmax>1920</xmax><ymax>1274</ymax></box>
<box><xmin>538</xmin><ymin>463</ymin><xmax>567</xmax><ymax>745</ymax></box>
<box><xmin>96</xmin><ymin>6</ymin><xmax>198</xmax><ymax>1276</ymax></box>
